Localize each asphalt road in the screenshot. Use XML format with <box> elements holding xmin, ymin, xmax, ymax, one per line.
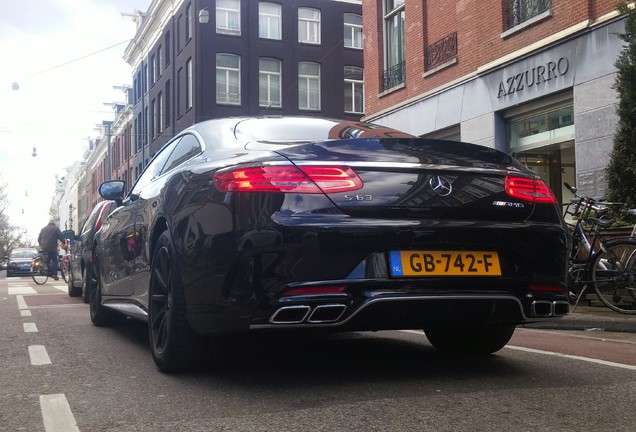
<box><xmin>1</xmin><ymin>273</ymin><xmax>636</xmax><ymax>432</ymax></box>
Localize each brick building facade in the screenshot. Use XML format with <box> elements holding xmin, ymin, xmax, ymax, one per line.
<box><xmin>363</xmin><ymin>0</ymin><xmax>624</xmax><ymax>202</ymax></box>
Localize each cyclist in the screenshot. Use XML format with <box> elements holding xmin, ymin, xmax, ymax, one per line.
<box><xmin>38</xmin><ymin>220</ymin><xmax>66</xmax><ymax>280</ymax></box>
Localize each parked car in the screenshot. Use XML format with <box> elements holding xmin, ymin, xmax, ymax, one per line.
<box><xmin>6</xmin><ymin>247</ymin><xmax>39</xmax><ymax>277</ymax></box>
<box><xmin>66</xmin><ymin>200</ymin><xmax>116</xmax><ymax>302</ymax></box>
<box><xmin>89</xmin><ymin>116</ymin><xmax>570</xmax><ymax>372</ymax></box>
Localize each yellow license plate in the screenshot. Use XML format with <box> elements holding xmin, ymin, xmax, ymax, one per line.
<box><xmin>389</xmin><ymin>250</ymin><xmax>501</xmax><ymax>277</ymax></box>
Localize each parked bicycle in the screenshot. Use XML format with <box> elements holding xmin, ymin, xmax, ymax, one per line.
<box><xmin>564</xmin><ymin>182</ymin><xmax>636</xmax><ymax>314</ymax></box>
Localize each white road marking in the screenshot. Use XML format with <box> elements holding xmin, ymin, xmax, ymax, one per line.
<box><xmin>40</xmin><ymin>394</ymin><xmax>80</xmax><ymax>432</ymax></box>
<box><xmin>506</xmin><ymin>345</ymin><xmax>636</xmax><ymax>371</ymax></box>
<box><xmin>29</xmin><ymin>345</ymin><xmax>52</xmax><ymax>365</ymax></box>
<box><xmin>16</xmin><ymin>295</ymin><xmax>28</xmax><ymax>310</ymax></box>
<box><xmin>52</xmin><ymin>285</ymin><xmax>67</xmax><ymax>293</ymax></box>
<box><xmin>399</xmin><ymin>330</ymin><xmax>636</xmax><ymax>371</ymax></box>
<box><xmin>8</xmin><ymin>286</ymin><xmax>37</xmax><ymax>295</ymax></box>
<box><xmin>21</xmin><ymin>310</ymin><xmax>32</xmax><ymax>317</ymax></box>
<box><xmin>24</xmin><ymin>323</ymin><xmax>38</xmax><ymax>333</ymax></box>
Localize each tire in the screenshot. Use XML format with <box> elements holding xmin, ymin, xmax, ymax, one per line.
<box><xmin>424</xmin><ymin>324</ymin><xmax>516</xmax><ymax>355</ymax></box>
<box><xmin>31</xmin><ymin>259</ymin><xmax>48</xmax><ymax>285</ymax></box>
<box><xmin>81</xmin><ymin>267</ymin><xmax>91</xmax><ymax>304</ymax></box>
<box><xmin>148</xmin><ymin>230</ymin><xmax>200</xmax><ymax>372</ymax></box>
<box><xmin>60</xmin><ymin>259</ymin><xmax>69</xmax><ymax>284</ymax></box>
<box><xmin>67</xmin><ymin>264</ymin><xmax>82</xmax><ymax>297</ymax></box>
<box><xmin>591</xmin><ymin>239</ymin><xmax>636</xmax><ymax>314</ymax></box>
<box><xmin>89</xmin><ymin>252</ymin><xmax>126</xmax><ymax>326</ymax></box>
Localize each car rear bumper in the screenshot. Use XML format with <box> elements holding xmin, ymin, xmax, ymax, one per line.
<box><xmin>180</xmin><ymin>219</ymin><xmax>570</xmax><ymax>335</ymax></box>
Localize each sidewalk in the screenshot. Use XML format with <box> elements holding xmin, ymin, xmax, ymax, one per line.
<box><xmin>524</xmin><ymin>304</ymin><xmax>636</xmax><ymax>333</ymax></box>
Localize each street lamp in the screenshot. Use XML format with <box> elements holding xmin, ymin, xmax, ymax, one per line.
<box><xmin>198</xmin><ymin>8</ymin><xmax>209</xmax><ymax>24</ymax></box>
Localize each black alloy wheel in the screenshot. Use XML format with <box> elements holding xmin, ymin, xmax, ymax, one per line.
<box><xmin>148</xmin><ymin>230</ymin><xmax>198</xmax><ymax>372</ymax></box>
<box><xmin>82</xmin><ymin>264</ymin><xmax>94</xmax><ymax>304</ymax></box>
<box><xmin>89</xmin><ymin>252</ymin><xmax>125</xmax><ymax>326</ymax></box>
<box><xmin>424</xmin><ymin>324</ymin><xmax>516</xmax><ymax>355</ymax></box>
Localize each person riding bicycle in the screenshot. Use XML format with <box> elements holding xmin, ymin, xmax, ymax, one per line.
<box><xmin>38</xmin><ymin>220</ymin><xmax>66</xmax><ymax>280</ymax></box>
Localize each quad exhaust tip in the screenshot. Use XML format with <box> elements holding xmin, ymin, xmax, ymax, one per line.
<box><xmin>269</xmin><ymin>304</ymin><xmax>347</xmax><ymax>324</ymax></box>
<box><xmin>531</xmin><ymin>300</ymin><xmax>569</xmax><ymax>318</ymax></box>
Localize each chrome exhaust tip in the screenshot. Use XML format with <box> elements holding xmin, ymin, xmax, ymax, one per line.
<box><xmin>531</xmin><ymin>300</ymin><xmax>553</xmax><ymax>317</ymax></box>
<box><xmin>307</xmin><ymin>304</ymin><xmax>347</xmax><ymax>323</ymax></box>
<box><xmin>552</xmin><ymin>301</ymin><xmax>570</xmax><ymax>317</ymax></box>
<box><xmin>269</xmin><ymin>305</ymin><xmax>311</xmax><ymax>324</ymax></box>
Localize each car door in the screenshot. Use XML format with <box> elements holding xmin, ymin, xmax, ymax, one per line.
<box><xmin>101</xmin><ymin>143</ymin><xmax>176</xmax><ymax>297</ymax></box>
<box><xmin>127</xmin><ymin>136</ymin><xmax>184</xmax><ymax>299</ymax></box>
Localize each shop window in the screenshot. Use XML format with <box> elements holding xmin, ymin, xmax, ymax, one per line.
<box><xmin>509</xmin><ymin>105</ymin><xmax>573</xmax><ymax>151</ymax></box>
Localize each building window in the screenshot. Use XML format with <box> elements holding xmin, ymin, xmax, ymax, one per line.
<box><xmin>186</xmin><ymin>58</ymin><xmax>193</xmax><ymax>109</ymax></box>
<box><xmin>298</xmin><ymin>62</ymin><xmax>320</xmax><ymax>110</ymax></box>
<box><xmin>508</xmin><ymin>105</ymin><xmax>574</xmax><ymax>151</ymax></box>
<box><xmin>150</xmin><ymin>99</ymin><xmax>156</xmax><ymax>139</ymax></box>
<box><xmin>259</xmin><ymin>58</ymin><xmax>282</xmax><ymax>108</ymax></box>
<box><xmin>216</xmin><ymin>53</ymin><xmax>241</xmax><ymax>105</ymax></box>
<box><xmin>157</xmin><ymin>46</ymin><xmax>163</xmax><ymax>77</ymax></box>
<box><xmin>217</xmin><ymin>0</ymin><xmax>241</xmax><ymax>35</ymax></box>
<box><xmin>383</xmin><ymin>0</ymin><xmax>405</xmax><ymax>91</ymax></box>
<box><xmin>165</xmin><ymin>80</ymin><xmax>171</xmax><ymax>127</ymax></box>
<box><xmin>177</xmin><ymin>67</ymin><xmax>182</xmax><ymax>117</ymax></box>
<box><xmin>177</xmin><ymin>14</ymin><xmax>182</xmax><ymax>51</ymax></box>
<box><xmin>259</xmin><ymin>2</ymin><xmax>282</xmax><ymax>40</ymax></box>
<box><xmin>186</xmin><ymin>3</ymin><xmax>193</xmax><ymax>41</ymax></box>
<box><xmin>298</xmin><ymin>7</ymin><xmax>320</xmax><ymax>44</ymax></box>
<box><xmin>504</xmin><ymin>0</ymin><xmax>552</xmax><ymax>30</ymax></box>
<box><xmin>165</xmin><ymin>31</ymin><xmax>171</xmax><ymax>66</ymax></box>
<box><xmin>158</xmin><ymin>91</ymin><xmax>163</xmax><ymax>135</ymax></box>
<box><xmin>344</xmin><ymin>66</ymin><xmax>364</xmax><ymax>114</ymax></box>
<box><xmin>150</xmin><ymin>54</ymin><xmax>156</xmax><ymax>84</ymax></box>
<box><xmin>344</xmin><ymin>13</ymin><xmax>362</xmax><ymax>49</ymax></box>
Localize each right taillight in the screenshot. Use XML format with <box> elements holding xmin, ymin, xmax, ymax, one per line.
<box><xmin>213</xmin><ymin>164</ymin><xmax>363</xmax><ymax>194</ymax></box>
<box><xmin>505</xmin><ymin>176</ymin><xmax>556</xmax><ymax>204</ymax></box>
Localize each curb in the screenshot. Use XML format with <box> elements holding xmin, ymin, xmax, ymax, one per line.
<box><xmin>524</xmin><ymin>316</ymin><xmax>636</xmax><ymax>333</ymax></box>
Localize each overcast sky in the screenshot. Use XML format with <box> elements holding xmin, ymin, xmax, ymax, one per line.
<box><xmin>0</xmin><ymin>0</ymin><xmax>152</xmax><ymax>241</ymax></box>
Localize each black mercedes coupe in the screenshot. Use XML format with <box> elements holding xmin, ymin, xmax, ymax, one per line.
<box><xmin>90</xmin><ymin>116</ymin><xmax>570</xmax><ymax>372</ymax></box>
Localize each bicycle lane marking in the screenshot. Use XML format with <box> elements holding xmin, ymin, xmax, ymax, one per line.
<box><xmin>400</xmin><ymin>329</ymin><xmax>636</xmax><ymax>370</ymax></box>
<box><xmin>505</xmin><ymin>345</ymin><xmax>636</xmax><ymax>370</ymax></box>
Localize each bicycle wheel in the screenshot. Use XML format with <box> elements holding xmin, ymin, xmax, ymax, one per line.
<box><xmin>591</xmin><ymin>239</ymin><xmax>636</xmax><ymax>314</ymax></box>
<box><xmin>31</xmin><ymin>258</ymin><xmax>49</xmax><ymax>285</ymax></box>
<box><xmin>60</xmin><ymin>257</ymin><xmax>69</xmax><ymax>283</ymax></box>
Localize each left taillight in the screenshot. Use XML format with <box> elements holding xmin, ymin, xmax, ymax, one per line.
<box><xmin>505</xmin><ymin>176</ymin><xmax>556</xmax><ymax>204</ymax></box>
<box><xmin>213</xmin><ymin>165</ymin><xmax>363</xmax><ymax>194</ymax></box>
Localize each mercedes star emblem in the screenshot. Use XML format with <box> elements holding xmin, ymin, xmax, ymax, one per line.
<box><xmin>429</xmin><ymin>175</ymin><xmax>453</xmax><ymax>196</ymax></box>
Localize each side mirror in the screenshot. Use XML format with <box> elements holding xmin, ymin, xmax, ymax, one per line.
<box><xmin>99</xmin><ymin>180</ymin><xmax>126</xmax><ymax>202</ymax></box>
<box><xmin>61</xmin><ymin>229</ymin><xmax>77</xmax><ymax>240</ymax></box>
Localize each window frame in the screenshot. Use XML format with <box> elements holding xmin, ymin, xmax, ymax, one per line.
<box><xmin>344</xmin><ymin>13</ymin><xmax>363</xmax><ymax>49</ymax></box>
<box><xmin>259</xmin><ymin>2</ymin><xmax>282</xmax><ymax>40</ymax></box>
<box><xmin>259</xmin><ymin>57</ymin><xmax>282</xmax><ymax>108</ymax></box>
<box><xmin>216</xmin><ymin>53</ymin><xmax>241</xmax><ymax>105</ymax></box>
<box><xmin>298</xmin><ymin>7</ymin><xmax>321</xmax><ymax>45</ymax></box>
<box><xmin>298</xmin><ymin>62</ymin><xmax>321</xmax><ymax>111</ymax></box>
<box><xmin>216</xmin><ymin>0</ymin><xmax>241</xmax><ymax>35</ymax></box>
<box><xmin>344</xmin><ymin>66</ymin><xmax>364</xmax><ymax>114</ymax></box>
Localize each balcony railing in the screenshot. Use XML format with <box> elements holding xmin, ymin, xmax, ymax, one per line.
<box><xmin>425</xmin><ymin>32</ymin><xmax>457</xmax><ymax>70</ymax></box>
<box><xmin>504</xmin><ymin>0</ymin><xmax>551</xmax><ymax>29</ymax></box>
<box><xmin>382</xmin><ymin>61</ymin><xmax>406</xmax><ymax>92</ymax></box>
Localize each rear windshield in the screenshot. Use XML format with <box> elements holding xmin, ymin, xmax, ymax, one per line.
<box><xmin>234</xmin><ymin>118</ymin><xmax>415</xmax><ymax>144</ymax></box>
<box><xmin>11</xmin><ymin>249</ymin><xmax>37</xmax><ymax>259</ymax></box>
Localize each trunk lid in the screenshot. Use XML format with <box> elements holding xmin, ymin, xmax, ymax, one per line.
<box><xmin>272</xmin><ymin>138</ymin><xmax>538</xmax><ymax>221</ymax></box>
